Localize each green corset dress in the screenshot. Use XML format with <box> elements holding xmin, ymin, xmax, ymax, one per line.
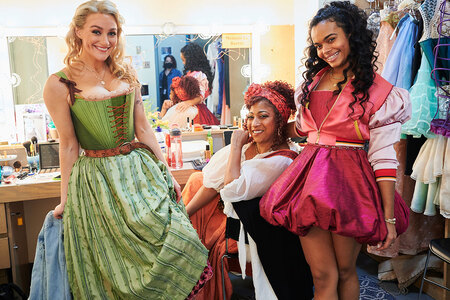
<box><xmin>56</xmin><ymin>72</ymin><xmax>208</xmax><ymax>300</ymax></box>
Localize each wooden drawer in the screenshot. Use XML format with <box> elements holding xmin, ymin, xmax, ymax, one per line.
<box><xmin>0</xmin><ymin>204</ymin><xmax>6</xmax><ymax>234</ymax></box>
<box><xmin>0</xmin><ymin>237</ymin><xmax>10</xmax><ymax>269</ymax></box>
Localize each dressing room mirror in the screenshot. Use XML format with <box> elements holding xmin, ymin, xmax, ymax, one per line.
<box><xmin>4</xmin><ymin>30</ymin><xmax>253</xmax><ymax>142</ymax></box>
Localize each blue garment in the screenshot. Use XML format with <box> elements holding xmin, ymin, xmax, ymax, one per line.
<box><xmin>29</xmin><ymin>211</ymin><xmax>71</xmax><ymax>300</ymax></box>
<box><xmin>382</xmin><ymin>15</ymin><xmax>419</xmax><ymax>89</ymax></box>
<box><xmin>159</xmin><ymin>68</ymin><xmax>182</xmax><ymax>100</ymax></box>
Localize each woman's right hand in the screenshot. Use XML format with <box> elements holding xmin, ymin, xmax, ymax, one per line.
<box><xmin>230</xmin><ymin>129</ymin><xmax>250</xmax><ymax>150</ymax></box>
<box><xmin>53</xmin><ymin>203</ymin><xmax>65</xmax><ymax>219</ymax></box>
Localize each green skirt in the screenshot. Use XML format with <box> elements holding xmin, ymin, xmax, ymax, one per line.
<box><xmin>64</xmin><ymin>149</ymin><xmax>208</xmax><ymax>299</ymax></box>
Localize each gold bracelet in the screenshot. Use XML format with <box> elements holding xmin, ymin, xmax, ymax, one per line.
<box><xmin>385</xmin><ymin>217</ymin><xmax>396</xmax><ymax>225</ymax></box>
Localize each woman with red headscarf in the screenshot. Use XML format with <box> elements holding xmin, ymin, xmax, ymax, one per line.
<box><xmin>182</xmin><ymin>81</ymin><xmax>313</xmax><ymax>300</ymax></box>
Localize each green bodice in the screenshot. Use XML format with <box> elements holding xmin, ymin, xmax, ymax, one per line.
<box><xmin>56</xmin><ymin>71</ymin><xmax>135</xmax><ymax>150</ymax></box>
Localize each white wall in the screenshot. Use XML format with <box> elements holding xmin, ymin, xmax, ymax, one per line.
<box><xmin>0</xmin><ymin>0</ymin><xmax>295</xmax><ymax>27</ymax></box>
<box><xmin>125</xmin><ymin>35</ymin><xmax>158</xmax><ymax>110</ymax></box>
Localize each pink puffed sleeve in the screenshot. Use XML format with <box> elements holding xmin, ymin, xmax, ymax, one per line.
<box><xmin>368</xmin><ymin>87</ymin><xmax>411</xmax><ymax>174</ymax></box>
<box><xmin>188</xmin><ymin>71</ymin><xmax>209</xmax><ymax>100</ymax></box>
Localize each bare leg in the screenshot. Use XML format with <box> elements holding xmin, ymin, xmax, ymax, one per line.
<box><xmin>300</xmin><ymin>227</ymin><xmax>339</xmax><ymax>300</ymax></box>
<box><xmin>332</xmin><ymin>233</ymin><xmax>361</xmax><ymax>300</ymax></box>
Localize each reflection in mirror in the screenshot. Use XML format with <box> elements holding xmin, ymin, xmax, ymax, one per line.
<box><xmin>6</xmin><ymin>33</ymin><xmax>251</xmax><ymax>142</ymax></box>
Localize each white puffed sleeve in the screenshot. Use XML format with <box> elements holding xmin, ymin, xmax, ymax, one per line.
<box><xmin>368</xmin><ymin>86</ymin><xmax>412</xmax><ymax>171</ymax></box>
<box><xmin>220</xmin><ymin>155</ymin><xmax>294</xmax><ymax>206</ymax></box>
<box><xmin>202</xmin><ymin>144</ymin><xmax>231</xmax><ymax>191</ymax></box>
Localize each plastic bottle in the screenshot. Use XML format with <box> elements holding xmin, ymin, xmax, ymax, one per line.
<box><xmin>155</xmin><ymin>126</ymin><xmax>165</xmax><ymax>152</ymax></box>
<box><xmin>207</xmin><ymin>130</ymin><xmax>214</xmax><ymax>155</ymax></box>
<box><xmin>170</xmin><ymin>127</ymin><xmax>183</xmax><ymax>169</ymax></box>
<box><xmin>165</xmin><ymin>133</ymin><xmax>171</xmax><ymax>165</ymax></box>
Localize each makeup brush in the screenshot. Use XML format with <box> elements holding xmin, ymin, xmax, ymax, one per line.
<box><xmin>23</xmin><ymin>141</ymin><xmax>31</xmax><ymax>156</ymax></box>
<box><xmin>31</xmin><ymin>136</ymin><xmax>38</xmax><ymax>155</ymax></box>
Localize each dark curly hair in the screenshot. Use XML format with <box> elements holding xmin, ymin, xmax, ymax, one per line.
<box><xmin>245</xmin><ymin>81</ymin><xmax>296</xmax><ymax>146</ymax></box>
<box><xmin>180</xmin><ymin>43</ymin><xmax>214</xmax><ymax>92</ymax></box>
<box><xmin>300</xmin><ymin>1</ymin><xmax>378</xmax><ymax>119</ymax></box>
<box><xmin>164</xmin><ymin>54</ymin><xmax>178</xmax><ymax>69</ymax></box>
<box><xmin>170</xmin><ymin>76</ymin><xmax>201</xmax><ymax>104</ymax></box>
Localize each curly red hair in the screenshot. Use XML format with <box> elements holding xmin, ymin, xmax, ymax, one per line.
<box><xmin>170</xmin><ymin>76</ymin><xmax>201</xmax><ymax>104</ymax></box>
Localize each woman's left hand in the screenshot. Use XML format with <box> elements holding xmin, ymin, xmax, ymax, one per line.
<box><xmin>176</xmin><ymin>101</ymin><xmax>192</xmax><ymax>112</ymax></box>
<box><xmin>377</xmin><ymin>223</ymin><xmax>397</xmax><ymax>250</ymax></box>
<box><xmin>172</xmin><ymin>175</ymin><xmax>182</xmax><ymax>203</ymax></box>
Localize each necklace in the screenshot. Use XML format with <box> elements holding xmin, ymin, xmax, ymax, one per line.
<box><xmin>255</xmin><ymin>142</ymin><xmax>274</xmax><ymax>154</ymax></box>
<box><xmin>328</xmin><ymin>69</ymin><xmax>346</xmax><ymax>85</ymax></box>
<box><xmin>84</xmin><ymin>64</ymin><xmax>106</xmax><ymax>85</ymax></box>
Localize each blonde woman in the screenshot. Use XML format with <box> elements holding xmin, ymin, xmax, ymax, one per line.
<box><xmin>43</xmin><ymin>1</ymin><xmax>211</xmax><ymax>298</ymax></box>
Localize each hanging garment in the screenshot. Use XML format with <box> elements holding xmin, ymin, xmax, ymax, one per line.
<box><xmin>382</xmin><ymin>14</ymin><xmax>419</xmax><ymax>89</ymax></box>
<box><xmin>375</xmin><ymin>21</ymin><xmax>397</xmax><ymax>74</ymax></box>
<box><xmin>401</xmin><ymin>47</ymin><xmax>438</xmax><ymax>138</ymax></box>
<box><xmin>206</xmin><ymin>40</ymin><xmax>221</xmax><ymax>114</ymax></box>
<box><xmin>410</xmin><ymin>135</ymin><xmax>450</xmax><ymax>217</ymax></box>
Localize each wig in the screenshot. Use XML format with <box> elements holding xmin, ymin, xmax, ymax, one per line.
<box><xmin>64</xmin><ymin>0</ymin><xmax>137</xmax><ymax>85</ymax></box>
<box><xmin>180</xmin><ymin>43</ymin><xmax>214</xmax><ymax>92</ymax></box>
<box><xmin>170</xmin><ymin>76</ymin><xmax>201</xmax><ymax>104</ymax></box>
<box><xmin>300</xmin><ymin>1</ymin><xmax>378</xmax><ymax>119</ymax></box>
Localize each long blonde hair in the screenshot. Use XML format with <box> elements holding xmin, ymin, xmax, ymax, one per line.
<box><xmin>64</xmin><ymin>0</ymin><xmax>137</xmax><ymax>85</ymax></box>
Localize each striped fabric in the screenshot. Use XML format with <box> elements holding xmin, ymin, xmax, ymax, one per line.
<box><xmin>335</xmin><ymin>138</ymin><xmax>365</xmax><ymax>148</ymax></box>
<box><xmin>58</xmin><ymin>71</ymin><xmax>209</xmax><ymax>299</ymax></box>
<box><xmin>374</xmin><ymin>169</ymin><xmax>397</xmax><ymax>182</ymax></box>
<box><xmin>65</xmin><ymin>150</ymin><xmax>208</xmax><ymax>299</ymax></box>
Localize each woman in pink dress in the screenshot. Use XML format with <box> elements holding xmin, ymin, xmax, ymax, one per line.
<box><xmin>259</xmin><ymin>2</ymin><xmax>411</xmax><ymax>300</ymax></box>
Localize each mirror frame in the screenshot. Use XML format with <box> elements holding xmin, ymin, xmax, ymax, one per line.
<box><xmin>0</xmin><ymin>24</ymin><xmax>263</xmax><ymax>142</ymax></box>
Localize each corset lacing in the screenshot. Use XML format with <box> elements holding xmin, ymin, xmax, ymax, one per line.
<box><xmin>108</xmin><ymin>102</ymin><xmax>128</xmax><ymax>145</ymax></box>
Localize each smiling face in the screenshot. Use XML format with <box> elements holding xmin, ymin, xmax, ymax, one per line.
<box><xmin>311</xmin><ymin>20</ymin><xmax>350</xmax><ymax>74</ymax></box>
<box><xmin>246</xmin><ymin>100</ymin><xmax>277</xmax><ymax>145</ymax></box>
<box><xmin>76</xmin><ymin>13</ymin><xmax>118</xmax><ymax>63</ymax></box>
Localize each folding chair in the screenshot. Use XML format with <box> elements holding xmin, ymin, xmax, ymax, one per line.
<box><xmin>419</xmin><ymin>238</ymin><xmax>450</xmax><ymax>299</ymax></box>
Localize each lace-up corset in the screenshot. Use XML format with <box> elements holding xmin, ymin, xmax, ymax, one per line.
<box><xmin>56</xmin><ymin>71</ymin><xmax>135</xmax><ymax>150</ymax></box>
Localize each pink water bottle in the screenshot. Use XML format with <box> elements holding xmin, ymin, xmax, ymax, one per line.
<box><xmin>170</xmin><ymin>127</ymin><xmax>183</xmax><ymax>169</ymax></box>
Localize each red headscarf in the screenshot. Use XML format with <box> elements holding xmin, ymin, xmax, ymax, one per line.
<box><xmin>244</xmin><ymin>82</ymin><xmax>292</xmax><ymax>124</ymax></box>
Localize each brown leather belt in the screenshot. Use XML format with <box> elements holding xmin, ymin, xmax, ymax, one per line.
<box><xmin>84</xmin><ymin>141</ymin><xmax>153</xmax><ymax>158</ymax></box>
